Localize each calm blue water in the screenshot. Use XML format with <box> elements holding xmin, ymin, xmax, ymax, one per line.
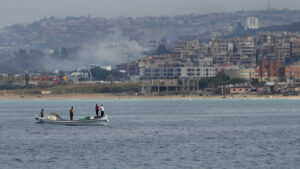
<box><xmin>0</xmin><ymin>98</ymin><xmax>300</xmax><ymax>169</ymax></box>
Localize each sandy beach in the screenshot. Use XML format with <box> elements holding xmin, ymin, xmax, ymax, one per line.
<box><xmin>0</xmin><ymin>93</ymin><xmax>299</xmax><ymax>100</ymax></box>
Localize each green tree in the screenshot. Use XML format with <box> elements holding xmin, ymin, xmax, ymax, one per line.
<box><xmin>251</xmin><ymin>79</ymin><xmax>260</xmax><ymax>86</ymax></box>
<box><xmin>107</xmin><ymin>74</ymin><xmax>115</xmax><ymax>84</ymax></box>
<box><xmin>59</xmin><ymin>71</ymin><xmax>65</xmax><ymax>84</ymax></box>
<box><xmin>90</xmin><ymin>67</ymin><xmax>124</xmax><ymax>81</ymax></box>
<box><xmin>157</xmin><ymin>44</ymin><xmax>169</xmax><ymax>55</ymax></box>
<box><xmin>198</xmin><ymin>73</ymin><xmax>246</xmax><ymax>89</ymax></box>
<box><xmin>61</xmin><ymin>47</ymin><xmax>68</xmax><ymax>59</ymax></box>
<box><xmin>25</xmin><ymin>74</ymin><xmax>30</xmax><ymax>86</ymax></box>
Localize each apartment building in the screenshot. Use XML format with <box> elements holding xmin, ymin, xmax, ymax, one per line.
<box><xmin>285</xmin><ymin>65</ymin><xmax>300</xmax><ymax>81</ymax></box>
<box><xmin>246</xmin><ymin>17</ymin><xmax>259</xmax><ymax>30</ymax></box>
<box><xmin>258</xmin><ymin>60</ymin><xmax>282</xmax><ymax>82</ymax></box>
<box><xmin>140</xmin><ymin>66</ymin><xmax>217</xmax><ymax>80</ymax></box>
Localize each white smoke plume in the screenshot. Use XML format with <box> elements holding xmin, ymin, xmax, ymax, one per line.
<box><xmin>47</xmin><ymin>32</ymin><xmax>148</xmax><ymax>71</ymax></box>
<box><xmin>0</xmin><ymin>33</ymin><xmax>149</xmax><ymax>73</ymax></box>
<box><xmin>78</xmin><ymin>33</ymin><xmax>147</xmax><ymax>67</ymax></box>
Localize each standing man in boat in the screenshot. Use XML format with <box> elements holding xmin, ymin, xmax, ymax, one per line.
<box><xmin>95</xmin><ymin>104</ymin><xmax>99</xmax><ymax>117</ymax></box>
<box><xmin>70</xmin><ymin>106</ymin><xmax>74</xmax><ymax>120</ymax></box>
<box><xmin>100</xmin><ymin>104</ymin><xmax>104</xmax><ymax>117</ymax></box>
<box><xmin>40</xmin><ymin>108</ymin><xmax>44</xmax><ymax>118</ymax></box>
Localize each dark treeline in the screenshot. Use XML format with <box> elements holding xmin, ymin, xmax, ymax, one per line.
<box><xmin>5</xmin><ymin>83</ymin><xmax>141</xmax><ymax>95</ymax></box>
<box><xmin>198</xmin><ymin>73</ymin><xmax>246</xmax><ymax>89</ymax></box>
<box><xmin>90</xmin><ymin>67</ymin><xmax>125</xmax><ymax>81</ymax></box>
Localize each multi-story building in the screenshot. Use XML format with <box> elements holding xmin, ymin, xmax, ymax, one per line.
<box><xmin>140</xmin><ymin>66</ymin><xmax>217</xmax><ymax>80</ymax></box>
<box><xmin>275</xmin><ymin>42</ymin><xmax>290</xmax><ymax>64</ymax></box>
<box><xmin>285</xmin><ymin>65</ymin><xmax>300</xmax><ymax>81</ymax></box>
<box><xmin>246</xmin><ymin>17</ymin><xmax>259</xmax><ymax>30</ymax></box>
<box><xmin>238</xmin><ymin>37</ymin><xmax>256</xmax><ymax>58</ymax></box>
<box><xmin>123</xmin><ymin>33</ymin><xmax>300</xmax><ymax>83</ymax></box>
<box><xmin>290</xmin><ymin>38</ymin><xmax>300</xmax><ymax>57</ymax></box>
<box><xmin>173</xmin><ymin>40</ymin><xmax>199</xmax><ymax>58</ymax></box>
<box><xmin>258</xmin><ymin>60</ymin><xmax>282</xmax><ymax>82</ymax></box>
<box><xmin>208</xmin><ymin>40</ymin><xmax>234</xmax><ymax>65</ymax></box>
<box><xmin>180</xmin><ymin>67</ymin><xmax>217</xmax><ymax>78</ymax></box>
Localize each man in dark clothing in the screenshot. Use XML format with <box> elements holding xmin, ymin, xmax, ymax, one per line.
<box><xmin>70</xmin><ymin>106</ymin><xmax>74</xmax><ymax>120</ymax></box>
<box><xmin>40</xmin><ymin>109</ymin><xmax>44</xmax><ymax>118</ymax></box>
<box><xmin>95</xmin><ymin>104</ymin><xmax>99</xmax><ymax>117</ymax></box>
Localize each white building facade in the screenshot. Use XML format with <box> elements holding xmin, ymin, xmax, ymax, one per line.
<box><xmin>139</xmin><ymin>66</ymin><xmax>217</xmax><ymax>80</ymax></box>
<box><xmin>246</xmin><ymin>17</ymin><xmax>259</xmax><ymax>30</ymax></box>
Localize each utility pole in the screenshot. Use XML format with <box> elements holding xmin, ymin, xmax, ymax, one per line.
<box><xmin>158</xmin><ymin>80</ymin><xmax>160</xmax><ymax>93</ymax></box>
<box><xmin>268</xmin><ymin>0</ymin><xmax>271</xmax><ymax>11</ymax></box>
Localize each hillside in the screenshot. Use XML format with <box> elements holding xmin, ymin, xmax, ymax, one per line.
<box><xmin>257</xmin><ymin>21</ymin><xmax>300</xmax><ymax>32</ymax></box>
<box><xmin>225</xmin><ymin>21</ymin><xmax>300</xmax><ymax>39</ymax></box>
<box><xmin>1</xmin><ymin>9</ymin><xmax>300</xmax><ymax>53</ymax></box>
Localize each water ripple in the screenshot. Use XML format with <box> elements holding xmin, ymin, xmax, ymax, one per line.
<box><xmin>0</xmin><ymin>99</ymin><xmax>299</xmax><ymax>168</ymax></box>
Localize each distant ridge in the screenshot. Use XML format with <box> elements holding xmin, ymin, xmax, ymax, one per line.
<box><xmin>225</xmin><ymin>21</ymin><xmax>300</xmax><ymax>38</ymax></box>
<box><xmin>2</xmin><ymin>9</ymin><xmax>300</xmax><ymax>52</ymax></box>
<box><xmin>257</xmin><ymin>21</ymin><xmax>300</xmax><ymax>32</ymax></box>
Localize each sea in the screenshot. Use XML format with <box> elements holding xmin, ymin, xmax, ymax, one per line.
<box><xmin>0</xmin><ymin>98</ymin><xmax>299</xmax><ymax>169</ymax></box>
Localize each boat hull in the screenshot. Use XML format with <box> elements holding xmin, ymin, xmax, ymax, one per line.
<box><xmin>36</xmin><ymin>116</ymin><xmax>109</xmax><ymax>126</ymax></box>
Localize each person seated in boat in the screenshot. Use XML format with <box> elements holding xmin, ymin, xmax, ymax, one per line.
<box><xmin>95</xmin><ymin>104</ymin><xmax>99</xmax><ymax>118</ymax></box>
<box><xmin>100</xmin><ymin>104</ymin><xmax>104</xmax><ymax>117</ymax></box>
<box><xmin>70</xmin><ymin>106</ymin><xmax>74</xmax><ymax>120</ymax></box>
<box><xmin>40</xmin><ymin>108</ymin><xmax>44</xmax><ymax>118</ymax></box>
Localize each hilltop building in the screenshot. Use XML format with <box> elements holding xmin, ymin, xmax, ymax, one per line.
<box><xmin>246</xmin><ymin>17</ymin><xmax>259</xmax><ymax>30</ymax></box>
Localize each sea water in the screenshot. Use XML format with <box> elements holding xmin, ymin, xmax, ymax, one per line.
<box><xmin>0</xmin><ymin>99</ymin><xmax>299</xmax><ymax>169</ymax></box>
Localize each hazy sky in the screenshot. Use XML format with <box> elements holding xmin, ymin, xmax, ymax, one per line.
<box><xmin>0</xmin><ymin>0</ymin><xmax>299</xmax><ymax>28</ymax></box>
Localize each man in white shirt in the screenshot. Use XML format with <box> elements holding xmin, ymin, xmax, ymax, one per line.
<box><xmin>100</xmin><ymin>104</ymin><xmax>104</xmax><ymax>117</ymax></box>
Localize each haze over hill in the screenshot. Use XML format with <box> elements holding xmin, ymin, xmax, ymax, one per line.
<box><xmin>0</xmin><ymin>0</ymin><xmax>300</xmax><ymax>28</ymax></box>
<box><xmin>1</xmin><ymin>7</ymin><xmax>300</xmax><ymax>72</ymax></box>
<box><xmin>225</xmin><ymin>21</ymin><xmax>300</xmax><ymax>38</ymax></box>
<box><xmin>1</xmin><ymin>9</ymin><xmax>300</xmax><ymax>53</ymax></box>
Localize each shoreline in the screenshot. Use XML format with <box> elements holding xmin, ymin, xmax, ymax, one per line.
<box><xmin>0</xmin><ymin>93</ymin><xmax>300</xmax><ymax>100</ymax></box>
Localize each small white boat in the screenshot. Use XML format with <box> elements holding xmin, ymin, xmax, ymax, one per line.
<box><xmin>36</xmin><ymin>113</ymin><xmax>109</xmax><ymax>126</ymax></box>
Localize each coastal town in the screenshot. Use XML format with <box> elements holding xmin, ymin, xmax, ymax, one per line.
<box><xmin>1</xmin><ymin>9</ymin><xmax>300</xmax><ymax>97</ymax></box>
<box><xmin>2</xmin><ymin>31</ymin><xmax>300</xmax><ymax>97</ymax></box>
<box><xmin>2</xmin><ymin>1</ymin><xmax>300</xmax><ymax>169</ymax></box>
